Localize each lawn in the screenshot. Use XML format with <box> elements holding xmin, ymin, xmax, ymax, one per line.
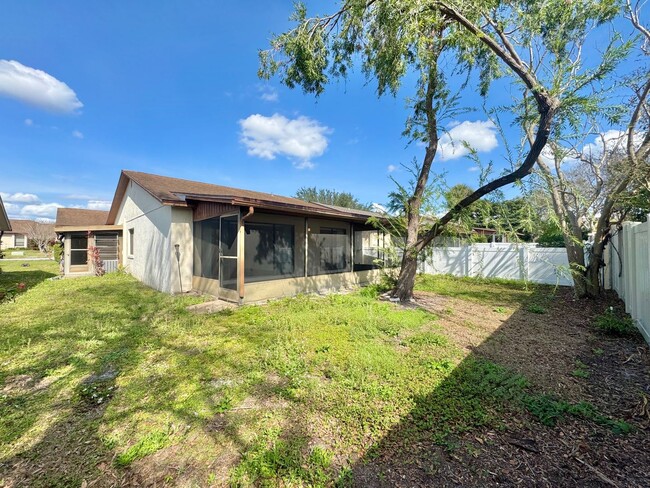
<box><xmin>0</xmin><ymin>267</ymin><xmax>648</xmax><ymax>487</ymax></box>
<box><xmin>0</xmin><ymin>249</ymin><xmax>50</xmax><ymax>260</ymax></box>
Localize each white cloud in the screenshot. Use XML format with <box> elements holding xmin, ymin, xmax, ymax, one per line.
<box><xmin>468</xmin><ymin>166</ymin><xmax>480</xmax><ymax>172</ymax></box>
<box><xmin>438</xmin><ymin>120</ymin><xmax>498</xmax><ymax>161</ymax></box>
<box><xmin>387</xmin><ymin>164</ymin><xmax>397</xmax><ymax>173</ymax></box>
<box><xmin>72</xmin><ymin>130</ymin><xmax>84</xmax><ymax>139</ymax></box>
<box><xmin>239</xmin><ymin>113</ymin><xmax>330</xmax><ymax>169</ymax></box>
<box><xmin>20</xmin><ymin>202</ymin><xmax>62</xmax><ymax>218</ymax></box>
<box><xmin>24</xmin><ymin>118</ymin><xmax>33</xmax><ymax>126</ymax></box>
<box><xmin>581</xmin><ymin>130</ymin><xmax>640</xmax><ymax>157</ymax></box>
<box><xmin>0</xmin><ymin>192</ymin><xmax>39</xmax><ymax>203</ymax></box>
<box><xmin>259</xmin><ymin>85</ymin><xmax>278</xmax><ymax>102</ymax></box>
<box><xmin>0</xmin><ymin>60</ymin><xmax>83</xmax><ymax>113</ymax></box>
<box><xmin>86</xmin><ymin>200</ymin><xmax>111</xmax><ymax>211</ymax></box>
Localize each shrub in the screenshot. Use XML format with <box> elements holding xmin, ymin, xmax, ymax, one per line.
<box><xmin>52</xmin><ymin>243</ymin><xmax>64</xmax><ymax>263</ymax></box>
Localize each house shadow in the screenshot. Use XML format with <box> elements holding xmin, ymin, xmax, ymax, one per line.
<box><xmin>347</xmin><ymin>285</ymin><xmax>650</xmax><ymax>487</ymax></box>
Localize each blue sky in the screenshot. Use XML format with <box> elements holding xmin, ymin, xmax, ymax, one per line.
<box><xmin>0</xmin><ymin>1</ymin><xmax>641</xmax><ymax>220</ymax></box>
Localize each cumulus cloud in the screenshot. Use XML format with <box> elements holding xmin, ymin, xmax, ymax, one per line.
<box><xmin>24</xmin><ymin>118</ymin><xmax>33</xmax><ymax>126</ymax></box>
<box><xmin>580</xmin><ymin>130</ymin><xmax>643</xmax><ymax>158</ymax></box>
<box><xmin>438</xmin><ymin>120</ymin><xmax>498</xmax><ymax>161</ymax></box>
<box><xmin>239</xmin><ymin>113</ymin><xmax>330</xmax><ymax>169</ymax></box>
<box><xmin>72</xmin><ymin>130</ymin><xmax>84</xmax><ymax>139</ymax></box>
<box><xmin>86</xmin><ymin>200</ymin><xmax>111</xmax><ymax>211</ymax></box>
<box><xmin>0</xmin><ymin>60</ymin><xmax>83</xmax><ymax>113</ymax></box>
<box><xmin>0</xmin><ymin>192</ymin><xmax>39</xmax><ymax>203</ymax></box>
<box><xmin>20</xmin><ymin>202</ymin><xmax>62</xmax><ymax>218</ymax></box>
<box><xmin>387</xmin><ymin>164</ymin><xmax>397</xmax><ymax>173</ymax></box>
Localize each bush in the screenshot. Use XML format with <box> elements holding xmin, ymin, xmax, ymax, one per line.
<box><xmin>594</xmin><ymin>308</ymin><xmax>637</xmax><ymax>336</ymax></box>
<box><xmin>52</xmin><ymin>243</ymin><xmax>63</xmax><ymax>263</ymax></box>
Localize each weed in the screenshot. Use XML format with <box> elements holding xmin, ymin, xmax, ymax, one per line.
<box><xmin>592</xmin><ymin>348</ymin><xmax>604</xmax><ymax>355</ymax></box>
<box><xmin>572</xmin><ymin>360</ymin><xmax>590</xmax><ymax>379</ymax></box>
<box><xmin>527</xmin><ymin>304</ymin><xmax>547</xmax><ymax>314</ymax></box>
<box><xmin>408</xmin><ymin>332</ymin><xmax>449</xmax><ymax>347</ymax></box>
<box><xmin>115</xmin><ymin>429</ymin><xmax>173</xmax><ymax>467</ymax></box>
<box><xmin>493</xmin><ymin>306</ymin><xmax>507</xmax><ymax>314</ymax></box>
<box><xmin>594</xmin><ymin>308</ymin><xmax>637</xmax><ymax>336</ymax></box>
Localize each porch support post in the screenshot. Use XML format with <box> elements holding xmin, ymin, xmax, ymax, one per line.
<box><xmin>304</xmin><ymin>217</ymin><xmax>309</xmax><ymax>277</ymax></box>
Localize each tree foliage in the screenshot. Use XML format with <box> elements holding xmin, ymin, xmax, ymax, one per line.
<box><xmin>261</xmin><ymin>0</ymin><xmax>628</xmax><ymax>300</ymax></box>
<box><xmin>294</xmin><ymin>186</ymin><xmax>372</xmax><ymax>211</ymax></box>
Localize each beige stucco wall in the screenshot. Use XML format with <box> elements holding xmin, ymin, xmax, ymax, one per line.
<box><xmin>0</xmin><ymin>233</ymin><xmax>27</xmax><ymax>249</ymax></box>
<box><xmin>242</xmin><ymin>269</ymin><xmax>382</xmax><ymax>304</ymax></box>
<box><xmin>114</xmin><ymin>180</ymin><xmax>178</xmax><ymax>293</ymax></box>
<box><xmin>170</xmin><ymin>207</ymin><xmax>194</xmax><ymax>293</ymax></box>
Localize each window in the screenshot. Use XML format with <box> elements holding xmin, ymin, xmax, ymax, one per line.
<box><xmin>95</xmin><ymin>233</ymin><xmax>119</xmax><ymax>261</ymax></box>
<box><xmin>70</xmin><ymin>234</ymin><xmax>88</xmax><ymax>266</ymax></box>
<box><xmin>15</xmin><ymin>235</ymin><xmax>26</xmax><ymax>247</ymax></box>
<box><xmin>244</xmin><ymin>222</ymin><xmax>295</xmax><ymax>282</ymax></box>
<box><xmin>128</xmin><ymin>228</ymin><xmax>134</xmax><ymax>257</ymax></box>
<box><xmin>193</xmin><ymin>218</ymin><xmax>220</xmax><ymax>280</ymax></box>
<box><xmin>308</xmin><ymin>225</ymin><xmax>350</xmax><ymax>276</ymax></box>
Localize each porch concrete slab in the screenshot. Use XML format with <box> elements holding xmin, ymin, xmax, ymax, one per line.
<box><xmin>187</xmin><ymin>299</ymin><xmax>237</xmax><ymax>314</ymax></box>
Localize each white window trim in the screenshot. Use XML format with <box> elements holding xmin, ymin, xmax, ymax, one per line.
<box><xmin>128</xmin><ymin>228</ymin><xmax>134</xmax><ymax>258</ymax></box>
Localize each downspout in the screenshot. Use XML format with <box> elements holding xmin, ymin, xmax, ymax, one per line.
<box><xmin>239</xmin><ymin>206</ymin><xmax>255</xmax><ymax>302</ymax></box>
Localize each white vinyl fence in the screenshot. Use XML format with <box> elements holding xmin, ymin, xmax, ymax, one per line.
<box><xmin>604</xmin><ymin>218</ymin><xmax>650</xmax><ymax>343</ymax></box>
<box><xmin>420</xmin><ymin>243</ymin><xmax>572</xmax><ymax>286</ymax></box>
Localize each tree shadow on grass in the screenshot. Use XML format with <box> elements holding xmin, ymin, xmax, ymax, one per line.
<box><xmin>348</xmin><ymin>287</ymin><xmax>650</xmax><ymax>487</ymax></box>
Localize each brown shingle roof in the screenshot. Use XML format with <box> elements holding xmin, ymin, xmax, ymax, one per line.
<box><xmin>107</xmin><ymin>170</ymin><xmax>382</xmax><ymax>223</ymax></box>
<box><xmin>0</xmin><ymin>196</ymin><xmax>10</xmax><ymax>232</ymax></box>
<box><xmin>6</xmin><ymin>219</ymin><xmax>34</xmax><ymax>234</ymax></box>
<box><xmin>55</xmin><ymin>208</ymin><xmax>109</xmax><ymax>227</ymax></box>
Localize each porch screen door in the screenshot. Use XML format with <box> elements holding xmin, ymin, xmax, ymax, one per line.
<box><xmin>219</xmin><ymin>214</ymin><xmax>239</xmax><ymax>300</ymax></box>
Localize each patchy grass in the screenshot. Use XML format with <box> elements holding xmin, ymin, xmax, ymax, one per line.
<box><xmin>415</xmin><ymin>273</ymin><xmax>545</xmax><ymax>308</ymax></box>
<box><xmin>0</xmin><ymin>270</ymin><xmax>641</xmax><ymax>486</ymax></box>
<box><xmin>0</xmin><ymin>259</ymin><xmax>58</xmax><ymax>288</ymax></box>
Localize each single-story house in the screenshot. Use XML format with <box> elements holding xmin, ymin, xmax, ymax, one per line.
<box><xmin>0</xmin><ymin>197</ymin><xmax>11</xmax><ymax>253</ymax></box>
<box><xmin>54</xmin><ymin>208</ymin><xmax>122</xmax><ymax>275</ymax></box>
<box><xmin>56</xmin><ymin>170</ymin><xmax>386</xmax><ymax>303</ymax></box>
<box><xmin>0</xmin><ymin>219</ymin><xmax>32</xmax><ymax>250</ymax></box>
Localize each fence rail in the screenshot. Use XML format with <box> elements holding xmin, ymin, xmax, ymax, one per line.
<box><xmin>420</xmin><ymin>243</ymin><xmax>572</xmax><ymax>286</ymax></box>
<box><xmin>605</xmin><ymin>217</ymin><xmax>650</xmax><ymax>343</ymax></box>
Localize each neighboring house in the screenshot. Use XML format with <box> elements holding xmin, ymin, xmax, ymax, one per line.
<box><xmin>0</xmin><ymin>219</ymin><xmax>32</xmax><ymax>249</ymax></box>
<box><xmin>54</xmin><ymin>208</ymin><xmax>122</xmax><ymax>276</ymax></box>
<box><xmin>0</xmin><ymin>196</ymin><xmax>11</xmax><ymax>255</ymax></box>
<box><xmin>58</xmin><ymin>170</ymin><xmax>385</xmax><ymax>303</ymax></box>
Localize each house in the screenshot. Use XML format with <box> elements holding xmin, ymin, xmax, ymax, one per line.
<box><xmin>0</xmin><ymin>197</ymin><xmax>10</xmax><ymax>245</ymax></box>
<box><xmin>0</xmin><ymin>219</ymin><xmax>32</xmax><ymax>250</ymax></box>
<box><xmin>57</xmin><ymin>170</ymin><xmax>386</xmax><ymax>303</ymax></box>
<box><xmin>54</xmin><ymin>208</ymin><xmax>122</xmax><ymax>275</ymax></box>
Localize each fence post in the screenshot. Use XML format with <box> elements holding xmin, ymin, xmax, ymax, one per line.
<box><xmin>519</xmin><ymin>245</ymin><xmax>528</xmax><ymax>282</ymax></box>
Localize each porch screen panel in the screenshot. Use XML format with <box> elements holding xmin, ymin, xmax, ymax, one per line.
<box><xmin>193</xmin><ymin>218</ymin><xmax>219</xmax><ymax>280</ymax></box>
<box><xmin>244</xmin><ymin>222</ymin><xmax>295</xmax><ymax>282</ymax></box>
<box><xmin>70</xmin><ymin>234</ymin><xmax>88</xmax><ymax>266</ymax></box>
<box><xmin>353</xmin><ymin>229</ymin><xmax>384</xmax><ymax>271</ymax></box>
<box><xmin>15</xmin><ymin>235</ymin><xmax>26</xmax><ymax>247</ymax></box>
<box><xmin>308</xmin><ymin>226</ymin><xmax>350</xmax><ymax>276</ymax></box>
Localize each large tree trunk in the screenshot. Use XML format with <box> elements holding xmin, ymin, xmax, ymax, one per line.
<box><xmin>395</xmin><ymin>246</ymin><xmax>420</xmax><ymax>301</ymax></box>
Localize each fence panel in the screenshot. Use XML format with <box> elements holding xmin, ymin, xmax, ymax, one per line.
<box><xmin>422</xmin><ymin>243</ymin><xmax>571</xmax><ymax>286</ymax></box>
<box><xmin>605</xmin><ymin>218</ymin><xmax>650</xmax><ymax>344</ymax></box>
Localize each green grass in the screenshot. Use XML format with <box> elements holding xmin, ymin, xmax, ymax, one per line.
<box><xmin>1</xmin><ymin>249</ymin><xmax>49</xmax><ymax>260</ymax></box>
<box><xmin>415</xmin><ymin>274</ymin><xmax>546</xmax><ymax>308</ymax></box>
<box><xmin>594</xmin><ymin>309</ymin><xmax>637</xmax><ymax>336</ymax></box>
<box><xmin>0</xmin><ymin>269</ymin><xmax>632</xmax><ymax>485</ymax></box>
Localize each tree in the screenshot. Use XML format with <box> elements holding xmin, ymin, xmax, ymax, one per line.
<box><xmin>295</xmin><ymin>187</ymin><xmax>372</xmax><ymax>210</ymax></box>
<box><xmin>528</xmin><ymin>1</ymin><xmax>649</xmax><ymax>297</ymax></box>
<box><xmin>25</xmin><ymin>220</ymin><xmax>55</xmax><ymax>254</ymax></box>
<box><xmin>261</xmin><ymin>0</ymin><xmax>622</xmax><ymax>300</ymax></box>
